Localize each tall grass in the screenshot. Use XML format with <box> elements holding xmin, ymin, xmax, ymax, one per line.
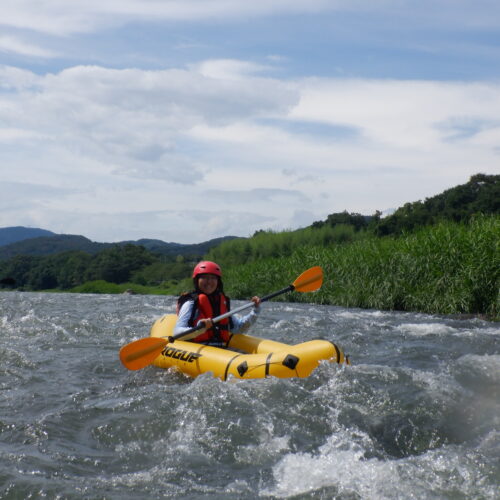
<box><xmin>207</xmin><ymin>224</ymin><xmax>362</xmax><ymax>266</ymax></box>
<box><xmin>222</xmin><ymin>216</ymin><xmax>499</xmax><ymax>319</ymax></box>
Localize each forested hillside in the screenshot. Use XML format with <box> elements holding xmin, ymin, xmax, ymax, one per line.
<box><xmin>0</xmin><ymin>244</ymin><xmax>189</xmax><ymax>291</ymax></box>
<box><xmin>311</xmin><ymin>173</ymin><xmax>499</xmax><ymax>235</ymax></box>
<box><xmin>374</xmin><ymin>173</ymin><xmax>499</xmax><ymax>235</ymax></box>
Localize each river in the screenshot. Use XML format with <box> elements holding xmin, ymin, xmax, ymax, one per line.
<box><xmin>1</xmin><ymin>292</ymin><xmax>498</xmax><ymax>499</ymax></box>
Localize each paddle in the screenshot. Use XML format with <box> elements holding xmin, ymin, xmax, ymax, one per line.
<box><xmin>119</xmin><ymin>266</ymin><xmax>323</xmax><ymax>370</ymax></box>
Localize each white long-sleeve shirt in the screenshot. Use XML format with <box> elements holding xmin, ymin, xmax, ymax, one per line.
<box><xmin>174</xmin><ymin>299</ymin><xmax>260</xmax><ymax>338</ymax></box>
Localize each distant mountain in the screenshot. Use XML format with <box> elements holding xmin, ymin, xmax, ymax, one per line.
<box><xmin>123</xmin><ymin>236</ymin><xmax>239</xmax><ymax>256</ymax></box>
<box><xmin>0</xmin><ymin>230</ymin><xmax>239</xmax><ymax>260</ymax></box>
<box><xmin>0</xmin><ymin>234</ymin><xmax>107</xmax><ymax>259</ymax></box>
<box><xmin>0</xmin><ymin>226</ymin><xmax>56</xmax><ymax>246</ymax></box>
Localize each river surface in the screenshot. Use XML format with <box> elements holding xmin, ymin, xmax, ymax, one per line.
<box><xmin>0</xmin><ymin>292</ymin><xmax>499</xmax><ymax>499</ymax></box>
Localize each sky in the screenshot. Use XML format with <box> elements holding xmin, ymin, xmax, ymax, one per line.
<box><xmin>1</xmin><ymin>1</ymin><xmax>499</xmax><ymax>244</ymax></box>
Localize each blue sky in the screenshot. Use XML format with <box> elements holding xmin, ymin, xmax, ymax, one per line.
<box><xmin>1</xmin><ymin>1</ymin><xmax>499</xmax><ymax>243</ymax></box>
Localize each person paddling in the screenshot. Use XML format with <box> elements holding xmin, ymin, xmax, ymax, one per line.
<box><xmin>174</xmin><ymin>261</ymin><xmax>261</xmax><ymax>347</ymax></box>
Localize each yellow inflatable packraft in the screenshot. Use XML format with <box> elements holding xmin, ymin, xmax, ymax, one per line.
<box><xmin>150</xmin><ymin>314</ymin><xmax>349</xmax><ymax>380</ymax></box>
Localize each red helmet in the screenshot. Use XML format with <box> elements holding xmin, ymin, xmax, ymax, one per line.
<box><xmin>192</xmin><ymin>261</ymin><xmax>222</xmax><ymax>279</ymax></box>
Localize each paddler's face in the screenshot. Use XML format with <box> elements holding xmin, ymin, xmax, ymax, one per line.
<box><xmin>198</xmin><ymin>274</ymin><xmax>218</xmax><ymax>294</ymax></box>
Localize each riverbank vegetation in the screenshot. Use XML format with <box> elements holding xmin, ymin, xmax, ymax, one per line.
<box><xmin>1</xmin><ymin>174</ymin><xmax>498</xmax><ymax>320</ymax></box>
<box><xmin>222</xmin><ymin>215</ymin><xmax>499</xmax><ymax>320</ymax></box>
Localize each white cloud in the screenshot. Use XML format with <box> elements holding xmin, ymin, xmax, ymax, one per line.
<box><xmin>205</xmin><ymin>188</ymin><xmax>310</xmax><ymax>204</ymax></box>
<box><xmin>1</xmin><ymin>60</ymin><xmax>499</xmax><ymax>242</ymax></box>
<box><xmin>0</xmin><ymin>181</ymin><xmax>74</xmax><ymax>213</ymax></box>
<box><xmin>1</xmin><ymin>0</ymin><xmax>499</xmax><ymax>38</ymax></box>
<box><xmin>0</xmin><ymin>128</ymin><xmax>46</xmax><ymax>143</ymax></box>
<box><xmin>0</xmin><ymin>1</ymin><xmax>337</xmax><ymax>35</ymax></box>
<box><xmin>0</xmin><ymin>35</ymin><xmax>58</xmax><ymax>58</ymax></box>
<box><xmin>0</xmin><ymin>65</ymin><xmax>41</xmax><ymax>89</ymax></box>
<box><xmin>0</xmin><ymin>64</ymin><xmax>297</xmax><ymax>188</ymax></box>
<box><xmin>291</xmin><ymin>78</ymin><xmax>500</xmax><ymax>151</ymax></box>
<box><xmin>194</xmin><ymin>59</ymin><xmax>274</xmax><ymax>80</ymax></box>
<box><xmin>114</xmin><ymin>156</ymin><xmax>205</xmax><ymax>184</ymax></box>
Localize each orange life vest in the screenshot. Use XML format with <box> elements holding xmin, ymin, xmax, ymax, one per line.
<box><xmin>177</xmin><ymin>292</ymin><xmax>231</xmax><ymax>344</ymax></box>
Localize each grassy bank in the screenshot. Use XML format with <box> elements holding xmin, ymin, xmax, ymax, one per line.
<box><xmin>11</xmin><ymin>216</ymin><xmax>497</xmax><ymax>320</ymax></box>
<box><xmin>222</xmin><ymin>216</ymin><xmax>499</xmax><ymax>320</ymax></box>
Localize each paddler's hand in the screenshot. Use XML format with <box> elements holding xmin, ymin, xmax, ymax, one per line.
<box><xmin>252</xmin><ymin>296</ymin><xmax>261</xmax><ymax>309</ymax></box>
<box><xmin>196</xmin><ymin>318</ymin><xmax>213</xmax><ymax>333</ymax></box>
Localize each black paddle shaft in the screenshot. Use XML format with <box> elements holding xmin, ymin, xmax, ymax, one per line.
<box><xmin>260</xmin><ymin>284</ymin><xmax>295</xmax><ymax>302</ymax></box>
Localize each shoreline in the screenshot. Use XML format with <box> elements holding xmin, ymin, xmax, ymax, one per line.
<box><xmin>1</xmin><ymin>288</ymin><xmax>497</xmax><ymax>322</ymax></box>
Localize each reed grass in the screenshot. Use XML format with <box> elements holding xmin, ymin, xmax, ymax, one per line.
<box><xmin>207</xmin><ymin>224</ymin><xmax>362</xmax><ymax>266</ymax></box>
<box><xmin>222</xmin><ymin>215</ymin><xmax>499</xmax><ymax>320</ymax></box>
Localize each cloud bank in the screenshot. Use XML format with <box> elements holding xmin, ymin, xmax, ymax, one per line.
<box><xmin>1</xmin><ymin>59</ymin><xmax>498</xmax><ymax>242</ymax></box>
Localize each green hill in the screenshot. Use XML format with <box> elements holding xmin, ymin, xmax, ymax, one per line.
<box><xmin>375</xmin><ymin>173</ymin><xmax>499</xmax><ymax>235</ymax></box>
<box><xmin>0</xmin><ymin>226</ymin><xmax>56</xmax><ymax>246</ymax></box>
<box><xmin>0</xmin><ymin>234</ymin><xmax>107</xmax><ymax>259</ymax></box>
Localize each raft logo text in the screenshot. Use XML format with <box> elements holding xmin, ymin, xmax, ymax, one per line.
<box><xmin>161</xmin><ymin>346</ymin><xmax>202</xmax><ymax>363</ymax></box>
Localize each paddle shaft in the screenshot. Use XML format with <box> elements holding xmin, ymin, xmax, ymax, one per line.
<box><xmin>168</xmin><ymin>284</ymin><xmax>295</xmax><ymax>342</ymax></box>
